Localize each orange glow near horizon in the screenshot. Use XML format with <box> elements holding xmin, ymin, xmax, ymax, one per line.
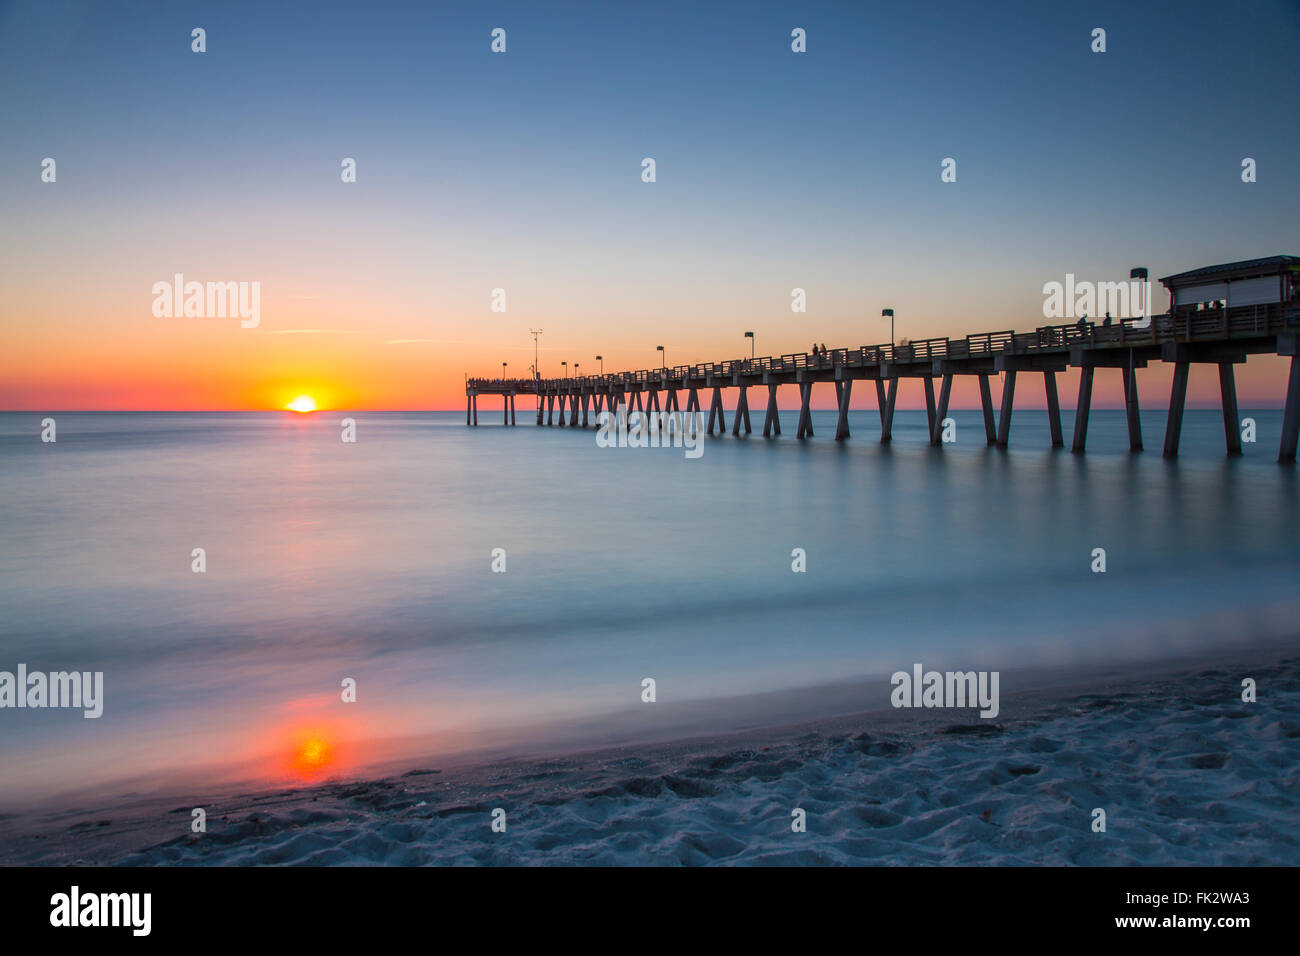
<box><xmin>292</xmin><ymin>735</ymin><xmax>334</xmax><ymax>775</ymax></box>
<box><xmin>286</xmin><ymin>395</ymin><xmax>318</xmax><ymax>413</ymax></box>
<box><xmin>3</xmin><ymin>284</ymin><xmax>1294</xmax><ymax>411</ymax></box>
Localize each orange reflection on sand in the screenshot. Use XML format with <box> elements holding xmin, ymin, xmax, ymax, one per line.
<box><xmin>292</xmin><ymin>735</ymin><xmax>334</xmax><ymax>774</ymax></box>
<box><xmin>272</xmin><ymin>717</ymin><xmax>360</xmax><ymax>785</ymax></box>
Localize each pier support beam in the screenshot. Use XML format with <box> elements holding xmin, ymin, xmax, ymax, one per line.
<box><xmin>978</xmin><ymin>374</ymin><xmax>997</xmax><ymax>444</ymax></box>
<box><xmin>763</xmin><ymin>384</ymin><xmax>781</xmax><ymax>437</ymax></box>
<box><xmin>707</xmin><ymin>387</ymin><xmax>726</xmax><ymax>435</ymax></box>
<box><xmin>1044</xmin><ymin>371</ymin><xmax>1063</xmax><ymax>447</ymax></box>
<box><xmin>504</xmin><ymin>394</ymin><xmax>509</xmax><ymax>426</ymax></box>
<box><xmin>835</xmin><ymin>379</ymin><xmax>853</xmax><ymax>440</ymax></box>
<box><xmin>796</xmin><ymin>382</ymin><xmax>815</xmax><ymax>439</ymax></box>
<box><xmin>931</xmin><ymin>373</ymin><xmax>953</xmax><ymax>445</ymax></box>
<box><xmin>472</xmin><ymin>394</ymin><xmax>478</xmax><ymax>426</ymax></box>
<box><xmin>1072</xmin><ymin>367</ymin><xmax>1093</xmax><ymax>453</ymax></box>
<box><xmin>1163</xmin><ymin>361</ymin><xmax>1190</xmax><ymax>458</ymax></box>
<box><xmin>881</xmin><ymin>378</ymin><xmax>898</xmax><ymax>443</ymax></box>
<box><xmin>996</xmin><ymin>371</ymin><xmax>1016</xmax><ymax>448</ymax></box>
<box><xmin>1219</xmin><ymin>363</ymin><xmax>1242</xmax><ymax>456</ymax></box>
<box><xmin>875</xmin><ymin>380</ymin><xmax>888</xmax><ymax>429</ymax></box>
<box><xmin>685</xmin><ymin>387</ymin><xmax>700</xmax><ymax>427</ymax></box>
<box><xmin>732</xmin><ymin>385</ymin><xmax>752</xmax><ymax>436</ymax></box>
<box><xmin>467</xmin><ymin>395</ymin><xmax>472</xmax><ymax>426</ymax></box>
<box><xmin>923</xmin><ymin>377</ymin><xmax>937</xmax><ymax>443</ymax></box>
<box><xmin>1122</xmin><ymin>366</ymin><xmax>1142</xmax><ymax>451</ymax></box>
<box><xmin>558</xmin><ymin>393</ymin><xmax>567</xmax><ymax>427</ymax></box>
<box><xmin>1281</xmin><ymin>356</ymin><xmax>1300</xmax><ymax>463</ymax></box>
<box><xmin>580</xmin><ymin>393</ymin><xmax>589</xmax><ymax>428</ymax></box>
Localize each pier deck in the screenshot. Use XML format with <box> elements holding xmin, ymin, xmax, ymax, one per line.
<box><xmin>467</xmin><ymin>301</ymin><xmax>1300</xmax><ymax>462</ymax></box>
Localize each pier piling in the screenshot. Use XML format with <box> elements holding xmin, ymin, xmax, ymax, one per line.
<box><xmin>1163</xmin><ymin>361</ymin><xmax>1190</xmax><ymax>458</ymax></box>
<box><xmin>1219</xmin><ymin>363</ymin><xmax>1241</xmax><ymax>456</ymax></box>
<box><xmin>1044</xmin><ymin>371</ymin><xmax>1064</xmax><ymax>447</ymax></box>
<box><xmin>931</xmin><ymin>373</ymin><xmax>953</xmax><ymax>445</ymax></box>
<box><xmin>1072</xmin><ymin>367</ymin><xmax>1094</xmax><ymax>453</ymax></box>
<box><xmin>1280</xmin><ymin>353</ymin><xmax>1300</xmax><ymax>463</ymax></box>
<box><xmin>996</xmin><ymin>371</ymin><xmax>1016</xmax><ymax>448</ymax></box>
<box><xmin>763</xmin><ymin>384</ymin><xmax>781</xmax><ymax>437</ymax></box>
<box><xmin>835</xmin><ymin>379</ymin><xmax>853</xmax><ymax>440</ymax></box>
<box><xmin>881</xmin><ymin>379</ymin><xmax>898</xmax><ymax>443</ymax></box>
<box><xmin>978</xmin><ymin>375</ymin><xmax>997</xmax><ymax>444</ymax></box>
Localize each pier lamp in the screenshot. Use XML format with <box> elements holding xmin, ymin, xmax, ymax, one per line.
<box><xmin>502</xmin><ymin>362</ymin><xmax>507</xmax><ymax>377</ymax></box>
<box><xmin>562</xmin><ymin>360</ymin><xmax>567</xmax><ymax>379</ymax></box>
<box><xmin>575</xmin><ymin>362</ymin><xmax>580</xmax><ymax>379</ymax></box>
<box><xmin>745</xmin><ymin>331</ymin><xmax>754</xmax><ymax>359</ymax></box>
<box><xmin>657</xmin><ymin>345</ymin><xmax>665</xmax><ymax>370</ymax></box>
<box><xmin>596</xmin><ymin>355</ymin><xmax>603</xmax><ymax>375</ymax></box>
<box><xmin>529</xmin><ymin>329</ymin><xmax>542</xmax><ymax>379</ymax></box>
<box><xmin>1130</xmin><ymin>267</ymin><xmax>1149</xmax><ymax>319</ymax></box>
<box><xmin>1126</xmin><ymin>267</ymin><xmax>1149</xmax><ymax>402</ymax></box>
<box><xmin>882</xmin><ymin>309</ymin><xmax>895</xmax><ymax>346</ymax></box>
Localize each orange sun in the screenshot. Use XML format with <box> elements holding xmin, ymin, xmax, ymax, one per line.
<box><xmin>291</xmin><ymin>736</ymin><xmax>334</xmax><ymax>775</ymax></box>
<box><xmin>286</xmin><ymin>395</ymin><xmax>317</xmax><ymax>413</ymax></box>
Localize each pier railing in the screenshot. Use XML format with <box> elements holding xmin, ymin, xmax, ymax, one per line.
<box><xmin>469</xmin><ymin>304</ymin><xmax>1297</xmax><ymax>396</ymax></box>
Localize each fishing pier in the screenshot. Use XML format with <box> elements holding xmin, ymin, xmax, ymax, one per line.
<box><xmin>466</xmin><ymin>257</ymin><xmax>1300</xmax><ymax>462</ymax></box>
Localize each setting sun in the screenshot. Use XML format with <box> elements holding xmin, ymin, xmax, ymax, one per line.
<box><xmin>289</xmin><ymin>734</ymin><xmax>336</xmax><ymax>777</ymax></box>
<box><xmin>286</xmin><ymin>395</ymin><xmax>317</xmax><ymax>413</ymax></box>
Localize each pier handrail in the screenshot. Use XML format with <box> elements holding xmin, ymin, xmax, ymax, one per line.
<box><xmin>466</xmin><ymin>303</ymin><xmax>1293</xmax><ymax>392</ymax></box>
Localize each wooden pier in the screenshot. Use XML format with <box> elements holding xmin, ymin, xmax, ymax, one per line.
<box><xmin>466</xmin><ymin>257</ymin><xmax>1300</xmax><ymax>462</ymax></box>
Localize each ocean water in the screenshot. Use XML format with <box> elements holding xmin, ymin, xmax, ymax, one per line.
<box><xmin>2</xmin><ymin>408</ymin><xmax>1298</xmax><ymax>805</ymax></box>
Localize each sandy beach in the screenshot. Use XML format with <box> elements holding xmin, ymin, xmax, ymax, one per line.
<box><xmin>3</xmin><ymin>647</ymin><xmax>1295</xmax><ymax>867</ymax></box>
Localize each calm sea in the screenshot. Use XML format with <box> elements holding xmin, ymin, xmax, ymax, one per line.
<box><xmin>2</xmin><ymin>408</ymin><xmax>1298</xmax><ymax>804</ymax></box>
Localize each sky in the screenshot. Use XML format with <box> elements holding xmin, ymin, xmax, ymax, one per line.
<box><xmin>1</xmin><ymin>0</ymin><xmax>1297</xmax><ymax>410</ymax></box>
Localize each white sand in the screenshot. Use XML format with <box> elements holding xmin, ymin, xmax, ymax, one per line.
<box><xmin>2</xmin><ymin>651</ymin><xmax>1296</xmax><ymax>866</ymax></box>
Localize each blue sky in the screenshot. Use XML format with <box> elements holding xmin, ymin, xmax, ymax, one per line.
<box><xmin>1</xmin><ymin>0</ymin><xmax>1297</xmax><ymax>407</ymax></box>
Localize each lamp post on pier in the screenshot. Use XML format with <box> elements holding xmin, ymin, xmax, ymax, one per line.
<box><xmin>1127</xmin><ymin>266</ymin><xmax>1149</xmax><ymax>416</ymax></box>
<box><xmin>529</xmin><ymin>329</ymin><xmax>543</xmax><ymax>412</ymax></box>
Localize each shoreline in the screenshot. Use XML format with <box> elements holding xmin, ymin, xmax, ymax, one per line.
<box><xmin>2</xmin><ymin>643</ymin><xmax>1296</xmax><ymax>865</ymax></box>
